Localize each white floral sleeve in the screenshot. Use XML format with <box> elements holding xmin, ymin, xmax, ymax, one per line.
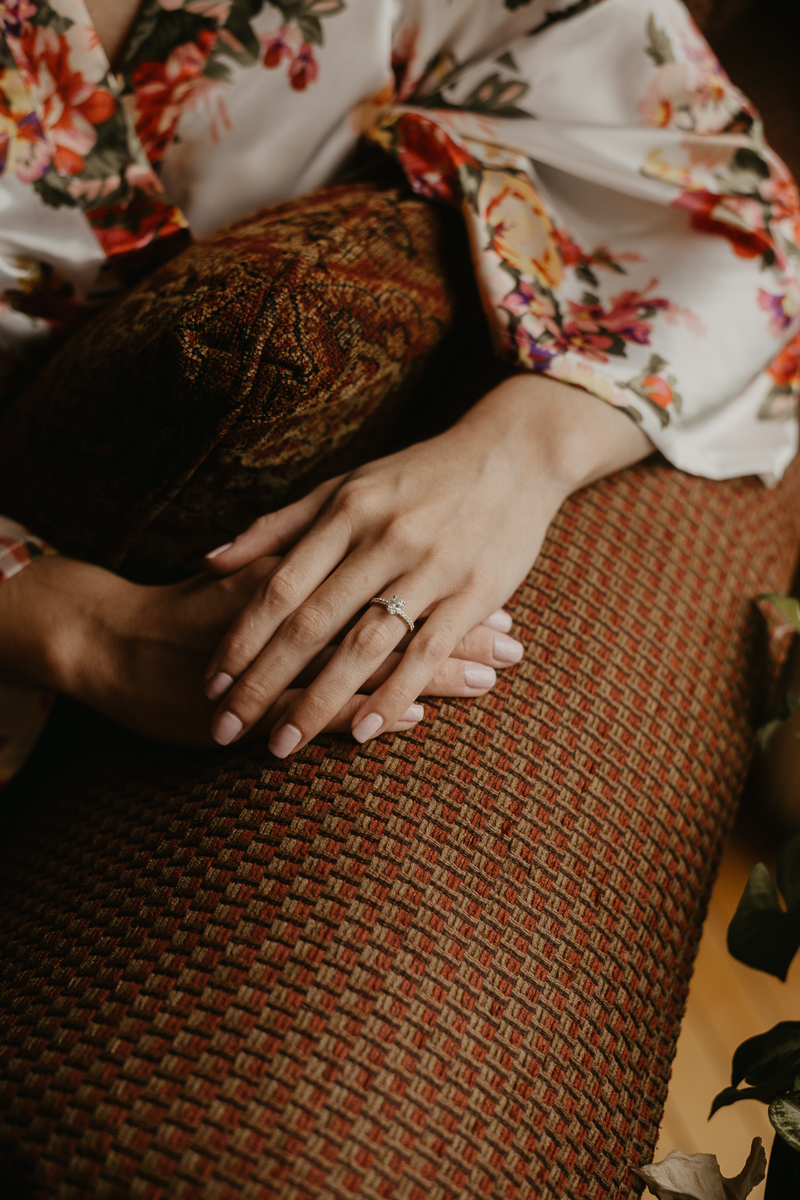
<box><xmin>367</xmin><ymin>0</ymin><xmax>800</xmax><ymax>482</ymax></box>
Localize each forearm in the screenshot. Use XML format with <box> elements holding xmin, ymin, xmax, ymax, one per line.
<box><xmin>0</xmin><ymin>556</ymin><xmax>119</xmax><ymax>692</ymax></box>
<box><xmin>453</xmin><ymin>374</ymin><xmax>654</xmax><ymax>513</ymax></box>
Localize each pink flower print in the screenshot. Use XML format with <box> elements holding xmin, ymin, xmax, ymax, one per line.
<box><xmin>260</xmin><ymin>25</ymin><xmax>319</xmax><ymax>92</ymax></box>
<box><xmin>515</xmin><ymin>325</ymin><xmax>557</xmax><ymax>372</ymax></box>
<box><xmin>0</xmin><ymin>68</ymin><xmax>49</xmax><ymax>182</ymax></box>
<box><xmin>564</xmin><ymin>289</ymin><xmax>663</xmax><ymax>350</ymax></box>
<box><xmin>638</xmin><ymin>63</ymin><xmax>694</xmax><ymax>129</ymax></box>
<box><xmin>0</xmin><ymin>0</ymin><xmax>36</xmax><ymax>38</ymax></box>
<box><xmin>759</xmin><ymin>289</ymin><xmax>795</xmax><ymax>336</ymax></box>
<box><xmin>17</xmin><ymin>26</ymin><xmax>116</xmax><ymax>175</ymax></box>
<box><xmin>261</xmin><ymin>24</ymin><xmax>297</xmax><ymax>69</ymax></box>
<box><xmin>289</xmin><ymin>42</ymin><xmax>318</xmax><ymax>92</ymax></box>
<box><xmin>131</xmin><ymin>30</ymin><xmax>216</xmax><ymax>164</ymax></box>
<box><xmin>768</xmin><ymin>333</ymin><xmax>800</xmax><ymax>388</ymax></box>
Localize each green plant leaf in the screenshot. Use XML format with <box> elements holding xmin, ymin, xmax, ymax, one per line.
<box><xmin>732</xmin><ymin>1023</ymin><xmax>800</xmax><ymax>1089</ymax></box>
<box><xmin>777</xmin><ymin>835</ymin><xmax>800</xmax><ymax>912</ymax></box>
<box><xmin>761</xmin><ymin>594</ymin><xmax>800</xmax><ymax>636</ymax></box>
<box><xmin>770</xmin><ymin>1092</ymin><xmax>800</xmax><ymax>1154</ymax></box>
<box><xmin>727</xmin><ymin>864</ymin><xmax>800</xmax><ymax>980</ymax></box>
<box><xmin>710</xmin><ymin>1084</ymin><xmax>784</xmax><ymax>1118</ymax></box>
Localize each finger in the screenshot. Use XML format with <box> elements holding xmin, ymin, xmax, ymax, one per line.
<box><xmin>249</xmin><ymin>688</ymin><xmax>422</xmax><ymax>741</ymax></box>
<box><xmin>208</xmin><ymin>563</ymin><xmax>414</xmax><ymax>742</ymax></box>
<box><xmin>294</xmin><ymin>648</ymin><xmax>498</xmax><ymax>696</ymax></box>
<box><xmin>204</xmin><ymin>510</ymin><xmax>369</xmax><ymax>696</ymax></box>
<box><xmin>225</xmin><ymin>580</ymin><xmax>427</xmax><ymax>752</ymax></box>
<box><xmin>265</xmin><ymin>581</ymin><xmax>458</xmax><ymax>756</ymax></box>
<box><xmin>348</xmin><ymin>597</ymin><xmax>485</xmax><ymax>745</ymax></box>
<box><xmin>204</xmin><ymin>475</ymin><xmax>345</xmax><ymax>575</ymax></box>
<box><xmin>338</xmin><ymin>607</ymin><xmax>516</xmax><ymax>657</ymax></box>
<box><xmin>447</xmin><ymin>623</ymin><xmax>524</xmax><ymax>667</ymax></box>
<box><xmin>482</xmin><ymin>608</ymin><xmax>513</xmax><ymax>633</ymax></box>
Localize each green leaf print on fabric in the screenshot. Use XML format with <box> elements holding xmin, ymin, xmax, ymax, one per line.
<box><xmin>211</xmin><ymin>0</ymin><xmax>347</xmax><ymax>89</ymax></box>
<box><xmin>121</xmin><ymin>2</ymin><xmax>219</xmax><ymax>78</ymax></box>
<box><xmin>524</xmin><ymin>0</ymin><xmax>599</xmax><ymax>36</ymax></box>
<box><xmin>419</xmin><ymin>62</ymin><xmax>534</xmax><ymax>119</ymax></box>
<box><xmin>645</xmin><ymin>13</ymin><xmax>674</xmax><ymax>66</ymax></box>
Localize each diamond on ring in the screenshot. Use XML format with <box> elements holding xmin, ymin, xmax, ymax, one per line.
<box><xmin>370</xmin><ymin>594</ymin><xmax>415</xmax><ymax>633</ymax></box>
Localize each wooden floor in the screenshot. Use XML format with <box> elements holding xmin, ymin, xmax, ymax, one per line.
<box><xmin>653</xmin><ymin>817</ymin><xmax>800</xmax><ymax>1197</ymax></box>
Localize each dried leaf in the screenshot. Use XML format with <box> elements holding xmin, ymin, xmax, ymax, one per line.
<box><xmin>634</xmin><ymin>1139</ymin><xmax>766</xmax><ymax>1199</ymax></box>
<box><xmin>770</xmin><ymin>1092</ymin><xmax>800</xmax><ymax>1153</ymax></box>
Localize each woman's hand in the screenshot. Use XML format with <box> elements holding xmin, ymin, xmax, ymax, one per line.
<box><xmin>202</xmin><ymin>375</ymin><xmax>653</xmax><ymax>755</ymax></box>
<box><xmin>0</xmin><ymin>553</ymin><xmax>518</xmax><ymax>748</ymax></box>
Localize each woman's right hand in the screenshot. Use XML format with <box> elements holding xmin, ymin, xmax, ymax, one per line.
<box><xmin>0</xmin><ymin>553</ymin><xmax>523</xmax><ymax>748</ymax></box>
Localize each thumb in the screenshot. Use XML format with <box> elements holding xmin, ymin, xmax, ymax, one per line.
<box><xmin>203</xmin><ymin>474</ymin><xmax>345</xmax><ymax>575</ymax></box>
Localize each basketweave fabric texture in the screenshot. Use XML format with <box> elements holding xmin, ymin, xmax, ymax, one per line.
<box><xmin>0</xmin><ymin>174</ymin><xmax>459</xmax><ymax>582</ymax></box>
<box><xmin>3</xmin><ymin>455</ymin><xmax>800</xmax><ymax>1200</ymax></box>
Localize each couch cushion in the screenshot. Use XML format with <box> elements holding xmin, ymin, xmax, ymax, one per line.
<box><xmin>0</xmin><ymin>173</ymin><xmax>459</xmax><ymax>580</ymax></box>
<box><xmin>2</xmin><ymin>450</ymin><xmax>800</xmax><ymax>1199</ymax></box>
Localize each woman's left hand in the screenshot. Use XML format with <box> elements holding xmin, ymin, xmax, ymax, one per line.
<box><xmin>202</xmin><ymin>375</ymin><xmax>652</xmax><ymax>755</ymax></box>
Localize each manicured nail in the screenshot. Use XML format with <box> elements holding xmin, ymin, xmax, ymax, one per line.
<box><xmin>482</xmin><ymin>609</ymin><xmax>513</xmax><ymax>633</ymax></box>
<box><xmin>464</xmin><ymin>666</ymin><xmax>496</xmax><ymax>689</ymax></box>
<box><xmin>205</xmin><ymin>542</ymin><xmax>233</xmax><ymax>560</ymax></box>
<box><xmin>494</xmin><ymin>635</ymin><xmax>523</xmax><ymax>664</ymax></box>
<box><xmin>352</xmin><ymin>712</ymin><xmax>384</xmax><ymax>743</ymax></box>
<box><xmin>400</xmin><ymin>703</ymin><xmax>424</xmax><ymax>722</ymax></box>
<box><xmin>268</xmin><ymin>723</ymin><xmax>302</xmax><ymax>759</ymax></box>
<box><xmin>212</xmin><ymin>711</ymin><xmax>243</xmax><ymax>746</ymax></box>
<box><xmin>205</xmin><ymin>671</ymin><xmax>234</xmax><ymax>701</ymax></box>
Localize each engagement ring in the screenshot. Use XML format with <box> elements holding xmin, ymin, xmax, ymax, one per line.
<box><xmin>369</xmin><ymin>594</ymin><xmax>415</xmax><ymax>634</ymax></box>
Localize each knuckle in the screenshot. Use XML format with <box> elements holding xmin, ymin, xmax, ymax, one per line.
<box><xmin>296</xmin><ymin>687</ymin><xmax>336</xmax><ymax>729</ymax></box>
<box><xmin>264</xmin><ymin>566</ymin><xmax>305</xmax><ymax>613</ymax></box>
<box><xmin>331</xmin><ymin>479</ymin><xmax>371</xmax><ymax>526</ymax></box>
<box><xmin>382</xmin><ymin>516</ymin><xmax>418</xmax><ymax>558</ymax></box>
<box><xmin>283</xmin><ymin>603</ymin><xmax>331</xmax><ymax>648</ymax></box>
<box><xmin>416</xmin><ymin>625</ymin><xmax>455</xmax><ymax>665</ymax></box>
<box><xmin>233</xmin><ymin>674</ymin><xmax>274</xmax><ymax>714</ymax></box>
<box><xmin>350</xmin><ymin>618</ymin><xmax>394</xmax><ymax>660</ymax></box>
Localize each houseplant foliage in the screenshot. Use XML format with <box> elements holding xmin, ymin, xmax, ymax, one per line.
<box><xmin>709</xmin><ymin>831</ymin><xmax>800</xmax><ymax>1195</ymax></box>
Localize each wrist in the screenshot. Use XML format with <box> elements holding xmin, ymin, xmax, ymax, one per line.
<box><xmin>0</xmin><ymin>555</ymin><xmax>129</xmax><ymax>696</ymax></box>
<box><xmin>457</xmin><ymin>373</ymin><xmax>654</xmax><ymax>501</ymax></box>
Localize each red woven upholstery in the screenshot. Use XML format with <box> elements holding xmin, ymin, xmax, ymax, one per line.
<box><xmin>2</xmin><ymin>456</ymin><xmax>800</xmax><ymax>1198</ymax></box>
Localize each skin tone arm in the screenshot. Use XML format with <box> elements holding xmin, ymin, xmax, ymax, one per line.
<box><xmin>203</xmin><ymin>373</ymin><xmax>653</xmax><ymax>755</ymax></box>
<box><xmin>0</xmin><ymin>554</ymin><xmax>523</xmax><ymax>747</ymax></box>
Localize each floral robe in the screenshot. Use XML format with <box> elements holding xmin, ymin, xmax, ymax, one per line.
<box><xmin>1</xmin><ymin>0</ymin><xmax>799</xmax><ymax>784</ymax></box>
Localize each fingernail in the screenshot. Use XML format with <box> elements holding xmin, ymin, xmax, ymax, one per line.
<box><xmin>494</xmin><ymin>635</ymin><xmax>524</xmax><ymax>664</ymax></box>
<box><xmin>400</xmin><ymin>703</ymin><xmax>424</xmax><ymax>722</ymax></box>
<box><xmin>205</xmin><ymin>671</ymin><xmax>234</xmax><ymax>701</ymax></box>
<box><xmin>212</xmin><ymin>711</ymin><xmax>243</xmax><ymax>746</ymax></box>
<box><xmin>464</xmin><ymin>666</ymin><xmax>496</xmax><ymax>689</ymax></box>
<box><xmin>483</xmin><ymin>609</ymin><xmax>513</xmax><ymax>633</ymax></box>
<box><xmin>205</xmin><ymin>542</ymin><xmax>233</xmax><ymax>560</ymax></box>
<box><xmin>268</xmin><ymin>723</ymin><xmax>302</xmax><ymax>759</ymax></box>
<box><xmin>352</xmin><ymin>712</ymin><xmax>384</xmax><ymax>743</ymax></box>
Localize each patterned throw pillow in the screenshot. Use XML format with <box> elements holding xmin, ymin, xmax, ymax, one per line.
<box><xmin>0</xmin><ymin>174</ymin><xmax>466</xmax><ymax>581</ymax></box>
